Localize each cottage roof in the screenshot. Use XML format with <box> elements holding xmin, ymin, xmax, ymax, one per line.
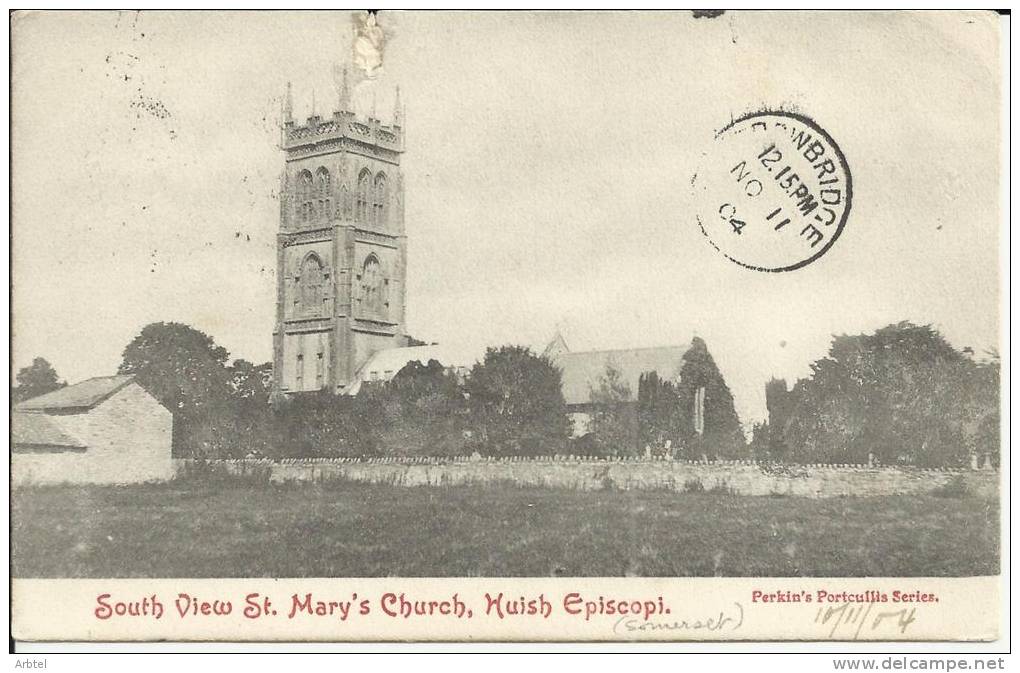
<box><xmin>550</xmin><ymin>345</ymin><xmax>690</xmax><ymax>406</ymax></box>
<box><xmin>11</xmin><ymin>411</ymin><xmax>86</xmax><ymax>449</ymax></box>
<box><xmin>16</xmin><ymin>375</ymin><xmax>136</xmax><ymax>412</ymax></box>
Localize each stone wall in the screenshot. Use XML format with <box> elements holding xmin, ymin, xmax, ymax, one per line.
<box><xmin>174</xmin><ymin>456</ymin><xmax>999</xmax><ymax>499</ymax></box>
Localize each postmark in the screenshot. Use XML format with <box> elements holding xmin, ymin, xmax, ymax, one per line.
<box><xmin>692</xmin><ymin>110</ymin><xmax>852</xmax><ymax>272</ymax></box>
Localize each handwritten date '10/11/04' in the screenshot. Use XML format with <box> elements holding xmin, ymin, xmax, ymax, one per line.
<box><xmin>815</xmin><ymin>602</ymin><xmax>918</xmax><ymax>640</ymax></box>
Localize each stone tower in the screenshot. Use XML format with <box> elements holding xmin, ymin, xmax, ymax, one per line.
<box><xmin>273</xmin><ymin>75</ymin><xmax>407</xmax><ymax>394</ymax></box>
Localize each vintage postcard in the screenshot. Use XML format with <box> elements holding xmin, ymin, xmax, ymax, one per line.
<box><xmin>9</xmin><ymin>10</ymin><xmax>1007</xmax><ymax>645</ymax></box>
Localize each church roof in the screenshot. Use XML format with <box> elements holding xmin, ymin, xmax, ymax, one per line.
<box><xmin>16</xmin><ymin>375</ymin><xmax>136</xmax><ymax>412</ymax></box>
<box><xmin>12</xmin><ymin>412</ymin><xmax>86</xmax><ymax>449</ymax></box>
<box><xmin>542</xmin><ymin>332</ymin><xmax>570</xmax><ymax>359</ymax></box>
<box><xmin>343</xmin><ymin>338</ymin><xmax>694</xmax><ymax>406</ymax></box>
<box><xmin>344</xmin><ymin>343</ymin><xmax>484</xmax><ymax>395</ymax></box>
<box><xmin>549</xmin><ymin>345</ymin><xmax>690</xmax><ymax>406</ymax></box>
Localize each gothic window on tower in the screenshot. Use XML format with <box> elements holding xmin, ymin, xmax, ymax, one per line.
<box><xmin>316</xmin><ymin>167</ymin><xmax>330</xmax><ymax>221</ymax></box>
<box><xmin>295</xmin><ymin>353</ymin><xmax>304</xmax><ymax>390</ymax></box>
<box><xmin>315</xmin><ymin>351</ymin><xmax>325</xmax><ymax>389</ymax></box>
<box><xmin>373</xmin><ymin>172</ymin><xmax>388</xmax><ymax>227</ymax></box>
<box><xmin>316</xmin><ymin>167</ymin><xmax>330</xmax><ymax>193</ymax></box>
<box><xmin>298</xmin><ymin>170</ymin><xmax>313</xmax><ymax>223</ymax></box>
<box><xmin>298</xmin><ymin>254</ymin><xmax>325</xmax><ymax>316</ymax></box>
<box><xmin>359</xmin><ymin>255</ymin><xmax>385</xmax><ymax>319</ymax></box>
<box><xmin>357</xmin><ymin>169</ymin><xmax>371</xmax><ymax>224</ymax></box>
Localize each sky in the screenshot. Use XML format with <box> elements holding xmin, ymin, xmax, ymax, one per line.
<box><xmin>11</xmin><ymin>10</ymin><xmax>1003</xmax><ymax>426</ymax></box>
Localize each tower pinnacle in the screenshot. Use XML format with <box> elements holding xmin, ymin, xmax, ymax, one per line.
<box><xmin>283</xmin><ymin>81</ymin><xmax>293</xmax><ymax>123</ymax></box>
<box><xmin>333</xmin><ymin>64</ymin><xmax>351</xmax><ymax>112</ymax></box>
<box><xmin>393</xmin><ymin>85</ymin><xmax>402</xmax><ymax>127</ymax></box>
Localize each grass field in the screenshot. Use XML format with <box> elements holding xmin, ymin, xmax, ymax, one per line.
<box><xmin>11</xmin><ymin>478</ymin><xmax>999</xmax><ymax>578</ymax></box>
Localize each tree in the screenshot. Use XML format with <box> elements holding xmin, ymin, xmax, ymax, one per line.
<box><xmin>368</xmin><ymin>360</ymin><xmax>468</xmax><ymax>456</ymax></box>
<box><xmin>225</xmin><ymin>360</ymin><xmax>275</xmax><ymax>458</ymax></box>
<box><xmin>764</xmin><ymin>377</ymin><xmax>791</xmax><ymax>459</ymax></box>
<box><xmin>228</xmin><ymin>360</ymin><xmax>273</xmax><ymax>402</ymax></box>
<box><xmin>464</xmin><ymin>345</ymin><xmax>570</xmax><ymax>456</ymax></box>
<box><xmin>780</xmin><ymin>322</ymin><xmax>998</xmax><ymax>467</ymax></box>
<box><xmin>637</xmin><ymin>371</ymin><xmax>682</xmax><ymax>452</ymax></box>
<box><xmin>675</xmin><ymin>337</ymin><xmax>746</xmax><ymax>459</ymax></box>
<box><xmin>118</xmin><ymin>322</ymin><xmax>233</xmax><ymax>456</ymax></box>
<box><xmin>968</xmin><ymin>353</ymin><xmax>1000</xmax><ymax>466</ymax></box>
<box><xmin>262</xmin><ymin>360</ymin><xmax>468</xmax><ymax>459</ymax></box>
<box><xmin>748</xmin><ymin>421</ymin><xmax>771</xmax><ymax>460</ymax></box>
<box><xmin>588</xmin><ymin>359</ymin><xmax>636</xmax><ymax>456</ymax></box>
<box><xmin>13</xmin><ymin>357</ymin><xmax>65</xmax><ymax>402</ymax></box>
<box><xmin>276</xmin><ymin>391</ymin><xmax>366</xmax><ymax>458</ymax></box>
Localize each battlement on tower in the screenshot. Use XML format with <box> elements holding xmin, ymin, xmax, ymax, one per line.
<box><xmin>282</xmin><ymin>111</ymin><xmax>403</xmax><ymax>158</ymax></box>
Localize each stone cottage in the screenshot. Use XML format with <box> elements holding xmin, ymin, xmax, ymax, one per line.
<box><xmin>12</xmin><ymin>375</ymin><xmax>172</xmax><ymax>485</ymax></box>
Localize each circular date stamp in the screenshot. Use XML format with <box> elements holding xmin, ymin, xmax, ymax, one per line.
<box><xmin>692</xmin><ymin>111</ymin><xmax>852</xmax><ymax>272</ymax></box>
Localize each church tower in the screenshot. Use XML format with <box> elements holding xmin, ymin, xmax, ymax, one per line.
<box><xmin>273</xmin><ymin>73</ymin><xmax>408</xmax><ymax>394</ymax></box>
